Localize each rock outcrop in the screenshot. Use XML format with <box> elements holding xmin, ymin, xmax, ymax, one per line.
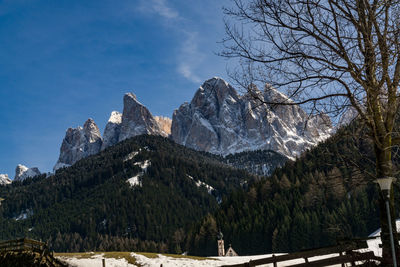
<box><xmin>14</xmin><ymin>164</ymin><xmax>41</xmax><ymax>181</ymax></box>
<box><xmin>154</xmin><ymin>116</ymin><xmax>172</xmax><ymax>136</ymax></box>
<box><xmin>118</xmin><ymin>93</ymin><xmax>167</xmax><ymax>142</ymax></box>
<box><xmin>56</xmin><ymin>94</ymin><xmax>172</xmax><ymax>168</ymax></box>
<box><xmin>171</xmin><ymin>77</ymin><xmax>332</xmax><ymax>159</ymax></box>
<box><xmin>54</xmin><ymin>118</ymin><xmax>102</xmax><ymax>171</ymax></box>
<box><xmin>0</xmin><ymin>174</ymin><xmax>12</xmax><ymax>185</ymax></box>
<box><xmin>101</xmin><ymin>111</ymin><xmax>122</xmax><ymax>150</ymax></box>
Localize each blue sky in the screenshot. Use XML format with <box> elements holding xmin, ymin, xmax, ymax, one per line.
<box><xmin>0</xmin><ymin>0</ymin><xmax>233</xmax><ymax>177</ymax></box>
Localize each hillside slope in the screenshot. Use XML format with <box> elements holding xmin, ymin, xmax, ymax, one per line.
<box><xmin>0</xmin><ymin>135</ymin><xmax>256</xmax><ymax>253</ymax></box>
<box><xmin>187</xmin><ymin>124</ymin><xmax>400</xmax><ymax>256</ymax></box>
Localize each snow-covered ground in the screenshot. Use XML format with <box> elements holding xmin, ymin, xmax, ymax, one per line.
<box><xmin>60</xmin><ymin>254</ymin><xmax>135</xmax><ymax>267</ymax></box>
<box><xmin>366</xmin><ymin>219</ymin><xmax>400</xmax><ymax>258</ymax></box>
<box><xmin>57</xmin><ymin>252</ymin><xmax>369</xmax><ymax>267</ymax></box>
<box><xmin>58</xmin><ymin>220</ymin><xmax>400</xmax><ymax>267</ymax></box>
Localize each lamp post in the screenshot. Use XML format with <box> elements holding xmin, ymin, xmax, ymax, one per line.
<box><xmin>376</xmin><ymin>177</ymin><xmax>397</xmax><ymax>267</ymax></box>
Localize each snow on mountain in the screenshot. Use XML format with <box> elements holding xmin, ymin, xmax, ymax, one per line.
<box><xmin>54</xmin><ymin>118</ymin><xmax>103</xmax><ymax>171</ymax></box>
<box><xmin>101</xmin><ymin>94</ymin><xmax>170</xmax><ymax>151</ymax></box>
<box><xmin>172</xmin><ymin>77</ymin><xmax>333</xmax><ymax>159</ymax></box>
<box><xmin>187</xmin><ymin>174</ymin><xmax>214</xmax><ymax>194</ymax></box>
<box><xmin>14</xmin><ymin>164</ymin><xmax>41</xmax><ymax>181</ymax></box>
<box><xmin>101</xmin><ymin>111</ymin><xmax>122</xmax><ymax>150</ymax></box>
<box><xmin>54</xmin><ymin>92</ymin><xmax>172</xmax><ymax>171</ymax></box>
<box><xmin>14</xmin><ymin>209</ymin><xmax>33</xmax><ymax>221</ymax></box>
<box><xmin>123</xmin><ymin>151</ymin><xmax>139</xmax><ymax>162</ymax></box>
<box><xmin>126</xmin><ymin>160</ymin><xmax>151</xmax><ymax>188</ymax></box>
<box><xmin>0</xmin><ymin>174</ymin><xmax>12</xmax><ymax>185</ymax></box>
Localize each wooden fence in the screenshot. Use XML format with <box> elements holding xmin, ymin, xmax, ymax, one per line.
<box><xmin>221</xmin><ymin>239</ymin><xmax>381</xmax><ymax>267</ymax></box>
<box><xmin>0</xmin><ymin>238</ymin><xmax>47</xmax><ymax>253</ymax></box>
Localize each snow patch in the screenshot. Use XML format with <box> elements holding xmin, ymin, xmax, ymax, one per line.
<box><xmin>187</xmin><ymin>174</ymin><xmax>214</xmax><ymax>194</ymax></box>
<box><xmin>108</xmin><ymin>111</ymin><xmax>122</xmax><ymax>124</ymax></box>
<box><xmin>134</xmin><ymin>160</ymin><xmax>151</xmax><ymax>170</ymax></box>
<box><xmin>126</xmin><ymin>160</ymin><xmax>151</xmax><ymax>188</ymax></box>
<box><xmin>0</xmin><ymin>174</ymin><xmax>12</xmax><ymax>185</ymax></box>
<box><xmin>123</xmin><ymin>151</ymin><xmax>139</xmax><ymax>162</ymax></box>
<box><xmin>14</xmin><ymin>209</ymin><xmax>33</xmax><ymax>221</ymax></box>
<box><xmin>127</xmin><ymin>174</ymin><xmax>142</xmax><ymax>187</ymax></box>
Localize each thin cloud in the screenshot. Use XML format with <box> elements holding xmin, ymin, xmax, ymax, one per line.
<box><xmin>177</xmin><ymin>32</ymin><xmax>205</xmax><ymax>83</ymax></box>
<box><xmin>138</xmin><ymin>0</ymin><xmax>179</xmax><ymax>19</ymax></box>
<box><xmin>152</xmin><ymin>0</ymin><xmax>178</xmax><ymax>19</ymax></box>
<box><xmin>178</xmin><ymin>63</ymin><xmax>201</xmax><ymax>83</ymax></box>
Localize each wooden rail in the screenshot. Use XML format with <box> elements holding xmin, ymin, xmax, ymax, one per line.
<box><xmin>0</xmin><ymin>238</ymin><xmax>47</xmax><ymax>253</ymax></box>
<box><xmin>221</xmin><ymin>239</ymin><xmax>381</xmax><ymax>267</ymax></box>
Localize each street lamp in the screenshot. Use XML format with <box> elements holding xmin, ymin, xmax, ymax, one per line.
<box><xmin>376</xmin><ymin>177</ymin><xmax>397</xmax><ymax>267</ymax></box>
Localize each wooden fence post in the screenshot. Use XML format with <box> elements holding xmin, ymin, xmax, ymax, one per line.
<box><xmin>272</xmin><ymin>254</ymin><xmax>277</xmax><ymax>267</ymax></box>
<box><xmin>102</xmin><ymin>258</ymin><xmax>106</xmax><ymax>267</ymax></box>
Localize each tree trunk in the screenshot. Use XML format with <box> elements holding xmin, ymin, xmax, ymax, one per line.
<box><xmin>375</xmin><ymin>144</ymin><xmax>399</xmax><ymax>265</ymax></box>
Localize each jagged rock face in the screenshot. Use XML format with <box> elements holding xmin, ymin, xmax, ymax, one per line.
<box><xmin>171</xmin><ymin>77</ymin><xmax>332</xmax><ymax>159</ymax></box>
<box><xmin>54</xmin><ymin>118</ymin><xmax>102</xmax><ymax>171</ymax></box>
<box><xmin>101</xmin><ymin>111</ymin><xmax>122</xmax><ymax>150</ymax></box>
<box><xmin>0</xmin><ymin>174</ymin><xmax>12</xmax><ymax>185</ymax></box>
<box><xmin>14</xmin><ymin>164</ymin><xmax>41</xmax><ymax>181</ymax></box>
<box><xmin>118</xmin><ymin>93</ymin><xmax>166</xmax><ymax>142</ymax></box>
<box><xmin>154</xmin><ymin>116</ymin><xmax>172</xmax><ymax>136</ymax></box>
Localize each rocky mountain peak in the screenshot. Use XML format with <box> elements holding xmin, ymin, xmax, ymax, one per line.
<box><xmin>102</xmin><ymin>111</ymin><xmax>123</xmax><ymax>150</ymax></box>
<box><xmin>0</xmin><ymin>174</ymin><xmax>12</xmax><ymax>185</ymax></box>
<box><xmin>54</xmin><ymin>118</ymin><xmax>103</xmax><ymax>171</ymax></box>
<box><xmin>171</xmin><ymin>77</ymin><xmax>333</xmax><ymax>159</ymax></box>
<box><xmin>193</xmin><ymin>77</ymin><xmax>239</xmax><ymax>110</ymax></box>
<box><xmin>83</xmin><ymin>118</ymin><xmax>102</xmax><ymax>144</ymax></box>
<box><xmin>118</xmin><ymin>92</ymin><xmax>166</xmax><ymax>142</ymax></box>
<box><xmin>14</xmin><ymin>164</ymin><xmax>41</xmax><ymax>181</ymax></box>
<box><xmin>56</xmin><ymin>92</ymin><xmax>172</xmax><ymax>168</ymax></box>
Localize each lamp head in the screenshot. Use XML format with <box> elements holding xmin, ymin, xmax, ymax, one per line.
<box><xmin>375</xmin><ymin>177</ymin><xmax>395</xmax><ymax>198</ymax></box>
<box><xmin>376</xmin><ymin>177</ymin><xmax>394</xmax><ymax>191</ymax></box>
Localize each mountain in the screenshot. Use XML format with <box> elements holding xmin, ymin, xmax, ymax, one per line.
<box><xmin>0</xmin><ymin>135</ymin><xmax>256</xmax><ymax>253</ymax></box>
<box><xmin>14</xmin><ymin>164</ymin><xmax>41</xmax><ymax>181</ymax></box>
<box><xmin>52</xmin><ymin>78</ymin><xmax>330</xmax><ymax>174</ymax></box>
<box><xmin>0</xmin><ymin>174</ymin><xmax>12</xmax><ymax>185</ymax></box>
<box><xmin>54</xmin><ymin>118</ymin><xmax>103</xmax><ymax>171</ymax></box>
<box><xmin>100</xmin><ymin>94</ymin><xmax>171</xmax><ymax>150</ymax></box>
<box><xmin>171</xmin><ymin>77</ymin><xmax>332</xmax><ymax>159</ymax></box>
<box><xmin>55</xmin><ymin>93</ymin><xmax>170</xmax><ymax>171</ymax></box>
<box><xmin>118</xmin><ymin>93</ymin><xmax>167</xmax><ymax>142</ymax></box>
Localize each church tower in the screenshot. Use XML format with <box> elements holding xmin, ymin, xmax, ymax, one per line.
<box><xmin>217</xmin><ymin>231</ymin><xmax>225</xmax><ymax>256</ymax></box>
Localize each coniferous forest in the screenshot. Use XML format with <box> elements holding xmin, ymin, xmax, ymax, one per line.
<box><xmin>0</xmin><ymin>135</ymin><xmax>256</xmax><ymax>253</ymax></box>
<box><xmin>0</xmin><ymin>125</ymin><xmax>398</xmax><ymax>256</ymax></box>
<box><xmin>186</xmin><ymin>124</ymin><xmax>400</xmax><ymax>256</ymax></box>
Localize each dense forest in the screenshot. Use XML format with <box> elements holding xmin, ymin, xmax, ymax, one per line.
<box><xmin>0</xmin><ymin>135</ymin><xmax>257</xmax><ymax>253</ymax></box>
<box><xmin>224</xmin><ymin>149</ymin><xmax>288</xmax><ymax>176</ymax></box>
<box><xmin>186</xmin><ymin>124</ymin><xmax>400</xmax><ymax>256</ymax></box>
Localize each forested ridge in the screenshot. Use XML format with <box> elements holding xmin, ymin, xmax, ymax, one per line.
<box><xmin>0</xmin><ymin>135</ymin><xmax>256</xmax><ymax>253</ymax></box>
<box><xmin>186</xmin><ymin>125</ymin><xmax>400</xmax><ymax>256</ymax></box>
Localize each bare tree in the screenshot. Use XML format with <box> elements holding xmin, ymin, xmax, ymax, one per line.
<box><xmin>221</xmin><ymin>0</ymin><xmax>400</xmax><ymax>263</ymax></box>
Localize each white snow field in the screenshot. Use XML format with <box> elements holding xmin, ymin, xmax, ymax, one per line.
<box><xmin>58</xmin><ymin>220</ymin><xmax>399</xmax><ymax>267</ymax></box>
